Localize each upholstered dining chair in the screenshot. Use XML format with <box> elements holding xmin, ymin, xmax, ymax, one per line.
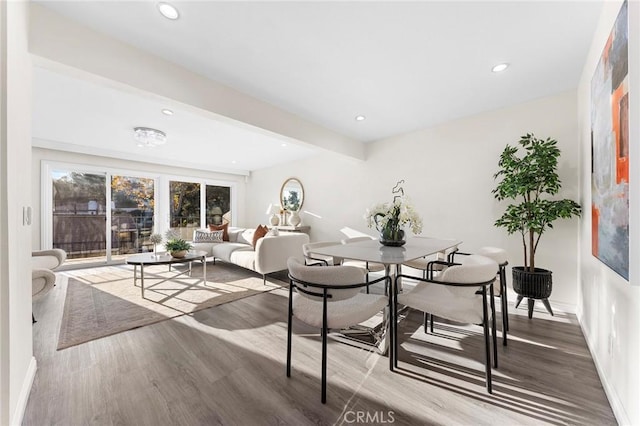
<box><xmin>391</xmin><ymin>254</ymin><xmax>499</xmax><ymax>393</ymax></box>
<box><xmin>302</xmin><ymin>241</ymin><xmax>342</xmax><ymax>266</ymax></box>
<box><xmin>402</xmin><ymin>240</ymin><xmax>460</xmax><ymax>280</ymax></box>
<box><xmin>340</xmin><ymin>236</ymin><xmax>386</xmax><ymax>294</ymax></box>
<box><xmin>286</xmin><ymin>257</ymin><xmax>390</xmax><ymax>403</ymax></box>
<box><xmin>448</xmin><ymin>247</ymin><xmax>509</xmax><ymax>346</ymax></box>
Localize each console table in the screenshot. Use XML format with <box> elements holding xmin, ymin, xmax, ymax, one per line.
<box><xmin>273</xmin><ymin>225</ymin><xmax>310</xmax><ymax>234</ymax></box>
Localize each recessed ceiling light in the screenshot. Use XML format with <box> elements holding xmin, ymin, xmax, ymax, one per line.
<box><xmin>355</xmin><ymin>115</ymin><xmax>366</xmax><ymax>121</ymax></box>
<box><xmin>281</xmin><ymin>143</ymin><xmax>287</xmax><ymax>147</ymax></box>
<box><xmin>231</xmin><ymin>160</ymin><xmax>237</xmax><ymax>164</ymax></box>
<box><xmin>157</xmin><ymin>2</ymin><xmax>179</xmax><ymax>20</ymax></box>
<box><xmin>161</xmin><ymin>108</ymin><xmax>174</xmax><ymax>116</ymax></box>
<box><xmin>492</xmin><ymin>63</ymin><xmax>509</xmax><ymax>73</ymax></box>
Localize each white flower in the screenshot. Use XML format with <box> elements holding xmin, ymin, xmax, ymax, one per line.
<box><xmin>364</xmin><ymin>195</ymin><xmax>422</xmax><ymax>235</ymax></box>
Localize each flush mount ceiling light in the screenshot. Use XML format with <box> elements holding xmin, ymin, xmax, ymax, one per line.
<box><xmin>157</xmin><ymin>2</ymin><xmax>180</xmax><ymax>20</ymax></box>
<box><xmin>134</xmin><ymin>127</ymin><xmax>167</xmax><ymax>147</ymax></box>
<box><xmin>161</xmin><ymin>108</ymin><xmax>174</xmax><ymax>116</ymax></box>
<box><xmin>492</xmin><ymin>63</ymin><xmax>510</xmax><ymax>73</ymax></box>
<box><xmin>355</xmin><ymin>115</ymin><xmax>366</xmax><ymax>121</ymax></box>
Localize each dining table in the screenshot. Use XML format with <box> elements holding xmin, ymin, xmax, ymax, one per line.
<box><xmin>310</xmin><ymin>236</ymin><xmax>462</xmax><ymax>368</ymax></box>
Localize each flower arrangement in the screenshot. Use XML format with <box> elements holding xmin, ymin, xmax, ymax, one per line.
<box><xmin>365</xmin><ymin>180</ymin><xmax>423</xmax><ymax>246</ymax></box>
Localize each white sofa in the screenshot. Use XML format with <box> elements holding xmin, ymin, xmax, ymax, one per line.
<box><xmin>190</xmin><ymin>227</ymin><xmax>309</xmax><ymax>284</ymax></box>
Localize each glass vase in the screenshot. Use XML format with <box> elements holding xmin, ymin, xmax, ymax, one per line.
<box><xmin>379</xmin><ymin>226</ymin><xmax>406</xmax><ymax>247</ymax></box>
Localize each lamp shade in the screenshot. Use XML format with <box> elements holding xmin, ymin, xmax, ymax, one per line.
<box><xmin>265</xmin><ymin>203</ymin><xmax>280</xmax><ymax>215</ymax></box>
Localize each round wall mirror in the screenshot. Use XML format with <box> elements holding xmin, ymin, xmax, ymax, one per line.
<box><xmin>280</xmin><ymin>178</ymin><xmax>304</xmax><ymax>211</ymax></box>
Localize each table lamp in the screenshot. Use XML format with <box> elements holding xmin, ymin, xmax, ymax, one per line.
<box><xmin>266</xmin><ymin>203</ymin><xmax>280</xmax><ymax>226</ymax></box>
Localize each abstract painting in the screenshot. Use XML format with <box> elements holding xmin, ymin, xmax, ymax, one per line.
<box><xmin>591</xmin><ymin>0</ymin><xmax>629</xmax><ymax>280</ymax></box>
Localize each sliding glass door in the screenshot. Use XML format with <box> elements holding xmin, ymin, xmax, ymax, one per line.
<box><xmin>111</xmin><ymin>175</ymin><xmax>155</xmax><ymax>257</ymax></box>
<box><xmin>44</xmin><ymin>162</ymin><xmax>235</xmax><ymax>266</ymax></box>
<box><xmin>169</xmin><ymin>180</ymin><xmax>201</xmax><ymax>240</ymax></box>
<box><xmin>51</xmin><ymin>170</ymin><xmax>107</xmax><ymax>262</ymax></box>
<box><xmin>206</xmin><ymin>184</ymin><xmax>231</xmax><ymax>226</ymax></box>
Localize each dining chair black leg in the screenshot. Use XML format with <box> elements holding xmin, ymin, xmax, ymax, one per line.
<box><xmin>365</xmin><ymin>262</ymin><xmax>370</xmax><ymax>294</ymax></box>
<box><xmin>481</xmin><ymin>288</ymin><xmax>492</xmax><ymax>393</ymax></box>
<box><xmin>501</xmin><ymin>275</ymin><xmax>508</xmax><ymax>346</ymax></box>
<box><xmin>515</xmin><ymin>294</ymin><xmax>524</xmax><ymax>309</ymax></box>
<box><xmin>321</xmin><ymin>294</ymin><xmax>328</xmax><ymax>404</ymax></box>
<box><xmin>423</xmin><ymin>312</ymin><xmax>428</xmax><ymax>333</ymax></box>
<box><xmin>501</xmin><ymin>266</ymin><xmax>510</xmax><ymax>333</ymax></box>
<box><xmin>393</xmin><ymin>277</ymin><xmax>399</xmax><ymax>369</ymax></box>
<box><xmin>286</xmin><ymin>283</ymin><xmax>294</xmax><ymax>377</ymax></box>
<box><xmin>388</xmin><ymin>292</ymin><xmax>394</xmax><ymax>371</ymax></box>
<box><xmin>490</xmin><ymin>284</ymin><xmax>498</xmax><ymax>369</ymax></box>
<box><xmin>430</xmin><ymin>314</ymin><xmax>434</xmax><ymax>334</ymax></box>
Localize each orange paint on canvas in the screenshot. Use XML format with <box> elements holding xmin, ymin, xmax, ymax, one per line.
<box><xmin>611</xmin><ymin>84</ymin><xmax>629</xmax><ymax>184</ymax></box>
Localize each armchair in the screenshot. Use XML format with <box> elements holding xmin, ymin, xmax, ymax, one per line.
<box><xmin>392</xmin><ymin>254</ymin><xmax>499</xmax><ymax>393</ymax></box>
<box><xmin>286</xmin><ymin>257</ymin><xmax>390</xmax><ymax>403</ymax></box>
<box><xmin>302</xmin><ymin>241</ymin><xmax>342</xmax><ymax>266</ymax></box>
<box><xmin>32</xmin><ymin>249</ymin><xmax>67</xmax><ymax>270</ymax></box>
<box><xmin>449</xmin><ymin>247</ymin><xmax>509</xmax><ymax>345</ymax></box>
<box><xmin>341</xmin><ymin>236</ymin><xmax>386</xmax><ymax>294</ymax></box>
<box><xmin>31</xmin><ymin>249</ymin><xmax>66</xmax><ymax>323</ymax></box>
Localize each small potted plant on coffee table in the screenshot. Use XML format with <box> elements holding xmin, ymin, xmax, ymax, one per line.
<box><xmin>165</xmin><ymin>237</ymin><xmax>192</xmax><ymax>258</ymax></box>
<box><xmin>492</xmin><ymin>133</ymin><xmax>581</xmax><ymax>318</ymax></box>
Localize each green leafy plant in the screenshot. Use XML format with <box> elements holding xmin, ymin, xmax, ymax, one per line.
<box><xmin>165</xmin><ymin>238</ymin><xmax>191</xmax><ymax>252</ymax></box>
<box><xmin>492</xmin><ymin>134</ymin><xmax>581</xmax><ymax>272</ymax></box>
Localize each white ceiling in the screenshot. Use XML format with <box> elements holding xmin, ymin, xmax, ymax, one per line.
<box><xmin>32</xmin><ymin>0</ymin><xmax>603</xmax><ymax>173</ymax></box>
<box><xmin>32</xmin><ymin>67</ymin><xmax>318</xmax><ymax>174</ymax></box>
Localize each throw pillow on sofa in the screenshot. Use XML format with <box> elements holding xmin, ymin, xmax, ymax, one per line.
<box><xmin>208</xmin><ymin>223</ymin><xmax>229</xmax><ymax>241</ymax></box>
<box><xmin>252</xmin><ymin>224</ymin><xmax>269</xmax><ymax>248</ymax></box>
<box><xmin>194</xmin><ymin>229</ymin><xmax>224</xmax><ymax>243</ymax></box>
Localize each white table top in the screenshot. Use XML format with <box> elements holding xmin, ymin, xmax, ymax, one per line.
<box><xmin>311</xmin><ymin>237</ymin><xmax>461</xmax><ymax>265</ymax></box>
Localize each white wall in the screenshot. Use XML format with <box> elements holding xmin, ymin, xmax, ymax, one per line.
<box><xmin>31</xmin><ymin>147</ymin><xmax>249</xmax><ymax>249</ymax></box>
<box><xmin>577</xmin><ymin>1</ymin><xmax>639</xmax><ymax>424</ymax></box>
<box><xmin>247</xmin><ymin>90</ymin><xmax>581</xmax><ymax>307</ymax></box>
<box><xmin>1</xmin><ymin>1</ymin><xmax>35</xmax><ymax>424</ymax></box>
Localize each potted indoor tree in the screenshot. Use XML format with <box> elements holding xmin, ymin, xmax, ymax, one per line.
<box><xmin>492</xmin><ymin>133</ymin><xmax>581</xmax><ymax>318</ymax></box>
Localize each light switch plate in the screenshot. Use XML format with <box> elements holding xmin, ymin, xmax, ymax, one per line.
<box><xmin>23</xmin><ymin>206</ymin><xmax>32</xmax><ymax>226</ymax></box>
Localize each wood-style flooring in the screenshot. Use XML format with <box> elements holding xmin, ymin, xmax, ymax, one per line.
<box><xmin>24</xmin><ymin>268</ymin><xmax>616</xmax><ymax>425</ymax></box>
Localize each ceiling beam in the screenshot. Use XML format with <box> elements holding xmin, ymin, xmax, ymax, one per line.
<box><xmin>28</xmin><ymin>4</ymin><xmax>365</xmax><ymax>161</ymax></box>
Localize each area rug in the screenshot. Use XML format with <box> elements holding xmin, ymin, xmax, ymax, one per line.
<box><xmin>57</xmin><ymin>263</ymin><xmax>288</xmax><ymax>350</ymax></box>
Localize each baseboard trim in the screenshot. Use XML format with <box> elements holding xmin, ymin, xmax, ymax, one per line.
<box><xmin>11</xmin><ymin>356</ymin><xmax>36</xmax><ymax>426</ymax></box>
<box><xmin>577</xmin><ymin>312</ymin><xmax>630</xmax><ymax>425</ymax></box>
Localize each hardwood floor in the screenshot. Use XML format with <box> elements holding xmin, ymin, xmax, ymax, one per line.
<box><xmin>25</xmin><ymin>270</ymin><xmax>616</xmax><ymax>425</ymax></box>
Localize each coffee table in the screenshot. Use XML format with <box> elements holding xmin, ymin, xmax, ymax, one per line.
<box><xmin>126</xmin><ymin>251</ymin><xmax>208</xmax><ymax>298</ymax></box>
